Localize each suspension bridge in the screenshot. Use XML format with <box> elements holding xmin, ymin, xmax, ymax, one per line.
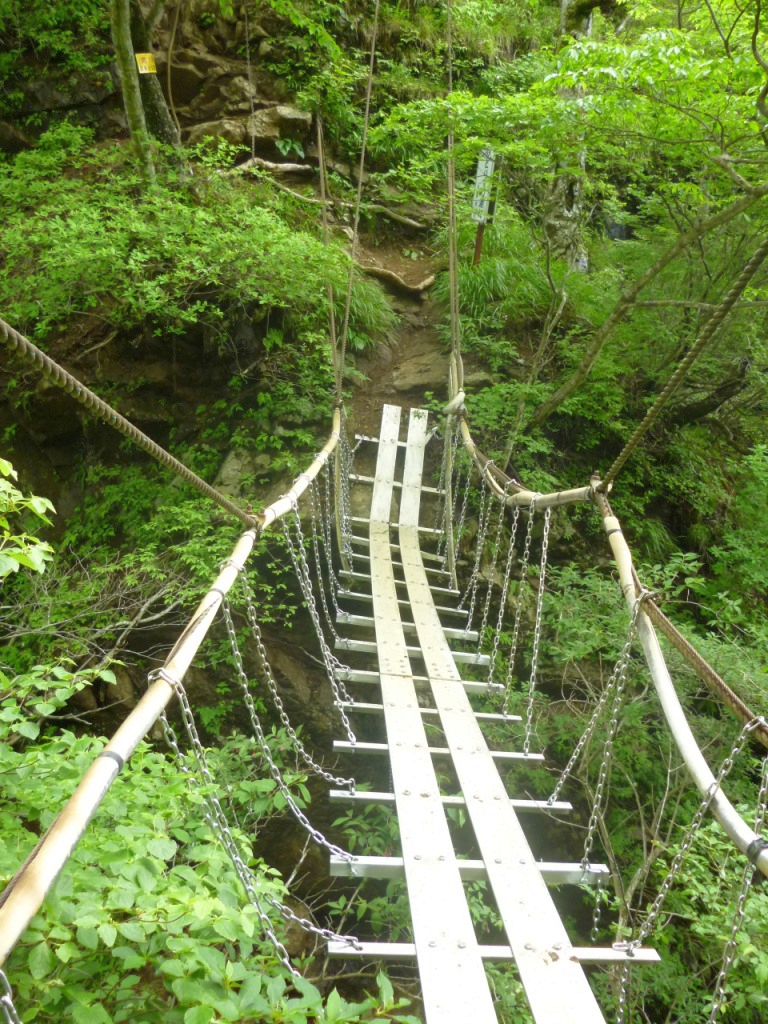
<box><xmin>1</xmin><ymin>1</ymin><xmax>768</xmax><ymax>1018</ymax></box>
<box><xmin>1</xmin><ymin>303</ymin><xmax>767</xmax><ymax>1024</ymax></box>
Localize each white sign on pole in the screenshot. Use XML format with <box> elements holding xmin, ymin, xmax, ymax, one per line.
<box><xmin>471</xmin><ymin>146</ymin><xmax>495</xmax><ymax>224</ymax></box>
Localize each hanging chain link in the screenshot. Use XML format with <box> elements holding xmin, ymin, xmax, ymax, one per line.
<box><xmin>309</xmin><ymin>471</ymin><xmax>344</xmax><ymax>614</ymax></box>
<box><xmin>300</xmin><ymin>482</ymin><xmax>344</xmax><ymax>645</ymax></box>
<box><xmin>452</xmin><ymin>459</ymin><xmax>473</xmax><ymax>563</ymax></box>
<box><xmin>548</xmin><ymin>597</ymin><xmax>643</xmax><ymax>806</ymax></box>
<box><xmin>338</xmin><ymin>416</ymin><xmax>354</xmax><ymax>565</ymax></box>
<box><xmin>591</xmin><ymin>873</ymin><xmax>606</xmax><ymax>943</ymax></box>
<box><xmin>439</xmin><ymin>448</ymin><xmax>467</xmax><ymax>561</ymax></box>
<box><xmin>218</xmin><ymin>602</ymin><xmax>355</xmax><ymax>858</ymax></box>
<box><xmin>0</xmin><ymin>971</ymin><xmax>21</xmax><ymax>1024</ymax></box>
<box><xmin>616</xmin><ymin>717</ymin><xmax>765</xmax><ymax>1023</ymax></box>
<box><xmin>486</xmin><ymin>505</ymin><xmax>523</xmax><ymax>688</ymax></box>
<box><xmin>497</xmin><ymin>500</ymin><xmax>538</xmax><ymax>702</ymax></box>
<box><xmin>708</xmin><ymin>744</ymin><xmax>768</xmax><ymax>1023</ymax></box>
<box><xmin>435</xmin><ymin>418</ymin><xmax>461</xmax><ymax>533</ymax></box>
<box><xmin>282</xmin><ymin>506</ymin><xmax>357</xmax><ymax>741</ymax></box>
<box><xmin>477</xmin><ymin>481</ymin><xmax>512</xmax><ymax>649</ymax></box>
<box><xmin>321</xmin><ymin>463</ymin><xmax>345</xmax><ymax>597</ymax></box>
<box><xmin>238</xmin><ymin>573</ymin><xmax>355</xmax><ymax>790</ymax></box>
<box><xmin>158</xmin><ymin>710</ymin><xmax>298</xmax><ymax>974</ymax></box>
<box><xmin>459</xmin><ymin>478</ymin><xmax>490</xmax><ymax>626</ymax></box>
<box><xmin>523</xmin><ymin>506</ymin><xmax>553</xmax><ymax>756</ymax></box>
<box><xmin>159</xmin><ymin>708</ymin><xmax>361</xmax><ymax>966</ymax></box>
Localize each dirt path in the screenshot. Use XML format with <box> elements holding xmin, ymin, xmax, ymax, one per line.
<box><xmin>350</xmin><ymin>238</ymin><xmax>448</xmax><ymax>435</ymax></box>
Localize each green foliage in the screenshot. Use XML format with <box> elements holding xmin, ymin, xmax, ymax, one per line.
<box><xmin>0</xmin><ymin>0</ymin><xmax>111</xmax><ymax>115</ymax></box>
<box><xmin>0</xmin><ymin>125</ymin><xmax>393</xmax><ymax>359</ymax></box>
<box><xmin>0</xmin><ymin>457</ymin><xmax>54</xmax><ymax>578</ymax></box>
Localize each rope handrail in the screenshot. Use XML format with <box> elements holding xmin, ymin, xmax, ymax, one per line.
<box><xmin>446</xmin><ymin>353</ymin><xmax>592</xmax><ymax>509</ymax></box>
<box><xmin>592</xmin><ymin>483</ymin><xmax>768</xmax><ymax>880</ymax></box>
<box><xmin>0</xmin><ymin>317</ymin><xmax>258</xmax><ymax>529</ymax></box>
<box><xmin>0</xmin><ymin>409</ymin><xmax>341</xmax><ymax>968</ymax></box>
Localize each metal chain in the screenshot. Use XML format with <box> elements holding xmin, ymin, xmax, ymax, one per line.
<box><xmin>459</xmin><ymin>477</ymin><xmax>490</xmax><ymax>624</ymax></box>
<box><xmin>486</xmin><ymin>505</ymin><xmax>524</xmax><ymax>687</ymax></box>
<box><xmin>616</xmin><ymin>717</ymin><xmax>765</xmax><ymax>1023</ymax></box>
<box><xmin>338</xmin><ymin>418</ymin><xmax>354</xmax><ymax>565</ymax></box>
<box><xmin>298</xmin><ymin>483</ymin><xmax>344</xmax><ymax>645</ymax></box>
<box><xmin>497</xmin><ymin>501</ymin><xmax>538</xmax><ymax>700</ymax></box>
<box><xmin>439</xmin><ymin>447</ymin><xmax>467</xmax><ymax>561</ymax></box>
<box><xmin>591</xmin><ymin>874</ymin><xmax>606</xmax><ymax>943</ymax></box>
<box><xmin>523</xmin><ymin>506</ymin><xmax>553</xmax><ymax>756</ymax></box>
<box><xmin>477</xmin><ymin>482</ymin><xmax>513</xmax><ymax>649</ymax></box>
<box><xmin>282</xmin><ymin>507</ymin><xmax>357</xmax><ymax>741</ymax></box>
<box><xmin>158</xmin><ymin>710</ymin><xmax>298</xmax><ymax>974</ymax></box>
<box><xmin>580</xmin><ymin>660</ymin><xmax>630</xmax><ymax>872</ymax></box>
<box><xmin>435</xmin><ymin>419</ymin><xmax>461</xmax><ymax>533</ymax></box>
<box><xmin>309</xmin><ymin>478</ymin><xmax>345</xmax><ymax>621</ymax></box>
<box><xmin>238</xmin><ymin>574</ymin><xmax>355</xmax><ymax>791</ymax></box>
<box><xmin>321</xmin><ymin>462</ymin><xmax>345</xmax><ymax>597</ymax></box>
<box><xmin>0</xmin><ymin>971</ymin><xmax>21</xmax><ymax>1024</ymax></box>
<box><xmin>198</xmin><ymin>602</ymin><xmax>356</xmax><ymax>865</ymax></box>
<box><xmin>452</xmin><ymin>458</ymin><xmax>473</xmax><ymax>566</ymax></box>
<box><xmin>159</xmin><ymin>709</ymin><xmax>361</xmax><ymax>962</ymax></box>
<box><xmin>708</xmin><ymin>747</ymin><xmax>768</xmax><ymax>1023</ymax></box>
<box><xmin>548</xmin><ymin>598</ymin><xmax>643</xmax><ymax>805</ymax></box>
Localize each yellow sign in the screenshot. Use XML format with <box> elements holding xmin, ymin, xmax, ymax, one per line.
<box><xmin>135</xmin><ymin>53</ymin><xmax>157</xmax><ymax>75</ymax></box>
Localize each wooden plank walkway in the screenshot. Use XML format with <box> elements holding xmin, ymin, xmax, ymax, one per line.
<box><xmin>330</xmin><ymin>405</ymin><xmax>657</xmax><ymax>1023</ymax></box>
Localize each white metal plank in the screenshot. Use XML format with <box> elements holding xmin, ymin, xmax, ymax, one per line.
<box><xmin>338</xmin><ymin>590</ymin><xmax>469</xmax><ymax>619</ymax></box>
<box><xmin>337</xmin><ymin>612</ymin><xmax>479</xmax><ymax>643</ymax></box>
<box><xmin>362</xmin><ymin>404</ymin><xmax>497</xmax><ymax>1024</ymax></box>
<box><xmin>333</xmin><ymin>855</ymin><xmax>609</xmax><ymax>885</ymax></box>
<box><xmin>329</xmin><ymin>789</ymin><xmax>573</xmax><ymax>814</ymax></box>
<box><xmin>334</xmin><ymin>740</ymin><xmax>544</xmax><ymax>761</ymax></box>
<box><xmin>397</xmin><ymin>408</ymin><xmax>610</xmax><ymax>1024</ymax></box>
<box><xmin>328</xmin><ymin>941</ymin><xmax>659</xmax><ymax>964</ymax></box>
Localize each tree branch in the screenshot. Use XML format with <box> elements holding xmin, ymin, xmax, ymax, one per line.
<box><xmin>527</xmin><ymin>186</ymin><xmax>768</xmax><ymax>429</ymax></box>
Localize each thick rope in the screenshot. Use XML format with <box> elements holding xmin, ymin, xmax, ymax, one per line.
<box><xmin>600</xmin><ymin>236</ymin><xmax>768</xmax><ymax>489</ymax></box>
<box><xmin>335</xmin><ymin>0</ymin><xmax>381</xmax><ymax>399</ymax></box>
<box><xmin>445</xmin><ymin>0</ymin><xmax>463</xmax><ymax>389</ymax></box>
<box><xmin>636</xmin><ymin>575</ymin><xmax>768</xmax><ymax>752</ymax></box>
<box><xmin>316</xmin><ymin>115</ymin><xmax>341</xmax><ymax>395</ymax></box>
<box><xmin>0</xmin><ymin>317</ymin><xmax>257</xmax><ymax>528</ymax></box>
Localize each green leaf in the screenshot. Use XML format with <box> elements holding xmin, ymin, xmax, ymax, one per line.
<box><xmin>15</xmin><ymin>720</ymin><xmax>40</xmax><ymax>740</ymax></box>
<box><xmin>147</xmin><ymin>837</ymin><xmax>177</xmax><ymax>860</ymax></box>
<box><xmin>183</xmin><ymin>1008</ymin><xmax>213</xmax><ymax>1024</ymax></box>
<box><xmin>76</xmin><ymin>925</ymin><xmax>99</xmax><ymax>950</ymax></box>
<box><xmin>97</xmin><ymin>923</ymin><xmax>117</xmax><ymax>948</ymax></box>
<box><xmin>116</xmin><ymin>921</ymin><xmax>146</xmax><ymax>943</ymax></box>
<box><xmin>28</xmin><ymin>941</ymin><xmax>54</xmax><ymax>980</ymax></box>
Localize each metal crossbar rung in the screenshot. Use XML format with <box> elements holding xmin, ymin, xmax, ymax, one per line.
<box><xmin>332</xmin><ymin>855</ymin><xmax>609</xmax><ymax>885</ymax></box>
<box><xmin>339</xmin><ymin>569</ymin><xmax>460</xmax><ymax>596</ymax></box>
<box><xmin>333</xmin><ymin>740</ymin><xmax>544</xmax><ymax>762</ymax></box>
<box><xmin>336</xmin><ymin>668</ymin><xmax>503</xmax><ymax>694</ymax></box>
<box><xmin>352</xmin><ymin>552</ymin><xmax>451</xmax><ymax>580</ymax></box>
<box><xmin>352</xmin><ymin>515</ymin><xmax>442</xmax><ymax>536</ymax></box>
<box><xmin>326</xmin><ymin>941</ymin><xmax>659</xmax><ymax>964</ymax></box>
<box><xmin>339</xmin><ymin>590</ymin><xmax>468</xmax><ymax>619</ymax></box>
<box><xmin>337</xmin><ymin>613</ymin><xmax>479</xmax><ymax>643</ymax></box>
<box><xmin>329</xmin><ymin>789</ymin><xmax>573</xmax><ymax>813</ymax></box>
<box><xmin>354</xmin><ymin>434</ymin><xmax>408</xmax><ymax>447</ymax></box>
<box><xmin>350</xmin><ymin>473</ymin><xmax>445</xmax><ymax>497</ymax></box>
<box><xmin>340</xmin><ymin>702</ymin><xmax>520</xmax><ymax>723</ymax></box>
<box><xmin>349</xmin><ymin>533</ymin><xmax>445</xmax><ymax>564</ymax></box>
<box><xmin>335</xmin><ymin>638</ymin><xmax>490</xmax><ymax>666</ymax></box>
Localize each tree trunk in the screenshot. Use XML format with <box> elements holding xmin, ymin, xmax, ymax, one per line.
<box><xmin>110</xmin><ymin>0</ymin><xmax>156</xmax><ymax>182</ymax></box>
<box><xmin>129</xmin><ymin>0</ymin><xmax>182</xmax><ymax>149</ymax></box>
<box><xmin>527</xmin><ymin>187</ymin><xmax>768</xmax><ymax>429</ymax></box>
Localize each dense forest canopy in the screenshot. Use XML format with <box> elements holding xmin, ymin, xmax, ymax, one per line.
<box><xmin>1</xmin><ymin>0</ymin><xmax>767</xmax><ymax>1022</ymax></box>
